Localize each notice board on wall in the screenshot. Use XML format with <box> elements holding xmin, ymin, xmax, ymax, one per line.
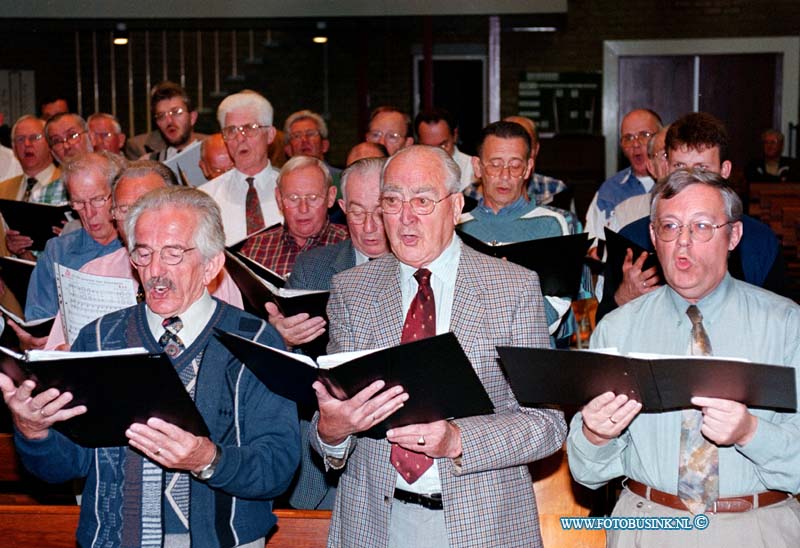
<box><xmin>517</xmin><ymin>72</ymin><xmax>601</xmax><ymax>136</ymax></box>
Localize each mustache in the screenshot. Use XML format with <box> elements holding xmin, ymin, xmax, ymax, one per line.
<box><xmin>144</xmin><ymin>276</ymin><xmax>176</xmax><ymax>291</ymax></box>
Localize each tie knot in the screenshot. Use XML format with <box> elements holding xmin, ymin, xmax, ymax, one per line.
<box><xmin>686</xmin><ymin>305</ymin><xmax>703</xmax><ymax>325</ymax></box>
<box><xmin>245</xmin><ymin>176</ymin><xmax>255</xmax><ymax>188</ymax></box>
<box><xmin>413</xmin><ymin>268</ymin><xmax>432</xmax><ymax>287</ymax></box>
<box><xmin>26</xmin><ymin>177</ymin><xmax>37</xmax><ymax>188</ymax></box>
<box><xmin>161</xmin><ymin>316</ymin><xmax>183</xmax><ymax>333</ymax></box>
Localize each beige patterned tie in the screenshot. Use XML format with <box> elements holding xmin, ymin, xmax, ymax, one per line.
<box><xmin>677</xmin><ymin>305</ymin><xmax>718</xmax><ymax>514</ymax></box>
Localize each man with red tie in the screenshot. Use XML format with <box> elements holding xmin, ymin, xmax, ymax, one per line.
<box><xmin>310</xmin><ymin>144</ymin><xmax>566</xmax><ymax>548</ymax></box>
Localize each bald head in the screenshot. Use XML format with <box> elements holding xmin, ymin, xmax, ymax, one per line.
<box><xmin>199</xmin><ymin>133</ymin><xmax>234</xmax><ymax>180</ymax></box>
<box><xmin>346</xmin><ymin>141</ymin><xmax>388</xmax><ymax>167</ymax></box>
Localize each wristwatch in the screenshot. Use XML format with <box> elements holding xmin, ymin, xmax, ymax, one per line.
<box><xmin>191</xmin><ymin>443</ymin><xmax>222</xmax><ymax>481</ymax></box>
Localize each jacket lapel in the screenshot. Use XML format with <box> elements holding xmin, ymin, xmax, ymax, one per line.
<box><xmin>368</xmin><ymin>256</ymin><xmax>404</xmax><ymax>348</ymax></box>
<box><xmin>450</xmin><ymin>247</ymin><xmax>485</xmax><ymax>354</ymax></box>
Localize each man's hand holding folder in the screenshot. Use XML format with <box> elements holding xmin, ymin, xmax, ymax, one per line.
<box><xmin>0</xmin><ymin>374</ymin><xmax>86</xmax><ymax>440</ymax></box>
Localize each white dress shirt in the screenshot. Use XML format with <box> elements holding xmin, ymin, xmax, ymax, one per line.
<box><xmin>199</xmin><ymin>164</ymin><xmax>283</xmax><ymax>246</ymax></box>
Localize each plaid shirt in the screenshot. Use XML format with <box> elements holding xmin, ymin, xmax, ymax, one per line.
<box><xmin>240</xmin><ymin>221</ymin><xmax>349</xmax><ymax>277</ymax></box>
<box><xmin>33</xmin><ymin>176</ymin><xmax>68</xmax><ymax>205</ymax></box>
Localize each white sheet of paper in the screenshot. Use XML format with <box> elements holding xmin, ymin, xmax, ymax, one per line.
<box><xmin>55</xmin><ymin>264</ymin><xmax>138</xmax><ymax>345</ymax></box>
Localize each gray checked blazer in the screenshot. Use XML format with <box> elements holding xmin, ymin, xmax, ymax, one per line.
<box><xmin>311</xmin><ymin>243</ymin><xmax>567</xmax><ymax>548</ymax></box>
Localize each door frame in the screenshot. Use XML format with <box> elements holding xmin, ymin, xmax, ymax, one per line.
<box><xmin>602</xmin><ymin>36</ymin><xmax>800</xmax><ymax>179</ymax></box>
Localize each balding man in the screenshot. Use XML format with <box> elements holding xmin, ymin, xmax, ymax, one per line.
<box><xmin>345</xmin><ymin>141</ymin><xmax>388</xmax><ymax>167</ymax></box>
<box><xmin>2</xmin><ymin>115</ymin><xmax>67</xmax><ymax>258</ymax></box>
<box><xmin>585</xmin><ymin>109</ymin><xmax>662</xmax><ymax>249</ymax></box>
<box><xmin>311</xmin><ymin>145</ymin><xmax>565</xmax><ymax>547</ymax></box>
<box><xmin>88</xmin><ymin>112</ymin><xmax>127</xmax><ymax>156</ymax></box>
<box><xmin>46</xmin><ymin>113</ymin><xmax>94</xmax><ymax>166</ymax></box>
<box><xmin>365</xmin><ymin>106</ymin><xmax>414</xmax><ymax>156</ymax></box>
<box><xmin>25</xmin><ymin>152</ymin><xmax>121</xmax><ymax>320</ymax></box>
<box><xmin>239</xmin><ymin>156</ymin><xmax>347</xmax><ymax>276</ymax></box>
<box><xmin>44</xmin><ymin>160</ymin><xmax>243</xmax><ymax>350</ymax></box>
<box><xmin>1</xmin><ymin>186</ymin><xmax>299</xmax><ymax>548</ymax></box>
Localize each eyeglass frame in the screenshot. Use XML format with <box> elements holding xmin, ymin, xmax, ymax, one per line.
<box><xmin>13</xmin><ymin>134</ymin><xmax>45</xmax><ymax>146</ymax></box>
<box><xmin>345</xmin><ymin>206</ymin><xmax>382</xmax><ymax>224</ymax></box>
<box><xmin>288</xmin><ymin>129</ymin><xmax>322</xmax><ymax>141</ymax></box>
<box><xmin>130</xmin><ymin>245</ymin><xmax>197</xmax><ymax>267</ymax></box>
<box><xmin>279</xmin><ymin>192</ymin><xmax>328</xmax><ymax>209</ymax></box>
<box><xmin>70</xmin><ymin>193</ymin><xmax>112</xmax><ymax>211</ymax></box>
<box><xmin>480</xmin><ymin>159</ymin><xmax>528</xmax><ymax>178</ymax></box>
<box><xmin>154</xmin><ymin>107</ymin><xmax>188</xmax><ymax>122</ymax></box>
<box><xmin>379</xmin><ymin>192</ymin><xmax>456</xmax><ymax>216</ymax></box>
<box><xmin>652</xmin><ymin>219</ymin><xmax>734</xmax><ymax>243</ymax></box>
<box><xmin>366</xmin><ymin>129</ymin><xmax>405</xmax><ymax>144</ymax></box>
<box><xmin>221</xmin><ymin>123</ymin><xmax>270</xmax><ymax>141</ymax></box>
<box><xmin>48</xmin><ymin>130</ymin><xmax>88</xmax><ymax>147</ymax></box>
<box><xmin>620</xmin><ymin>131</ymin><xmax>654</xmax><ymax>147</ymax></box>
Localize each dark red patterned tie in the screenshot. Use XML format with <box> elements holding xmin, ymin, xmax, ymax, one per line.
<box><xmin>245</xmin><ymin>176</ymin><xmax>265</xmax><ymax>235</ymax></box>
<box><xmin>390</xmin><ymin>268</ymin><xmax>435</xmax><ymax>483</ymax></box>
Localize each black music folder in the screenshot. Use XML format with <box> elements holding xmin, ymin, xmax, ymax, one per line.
<box><xmin>456</xmin><ymin>230</ymin><xmax>590</xmax><ymax>297</ymax></box>
<box><xmin>603</xmin><ymin>227</ymin><xmax>662</xmax><ymax>281</ymax></box>
<box><xmin>0</xmin><ymin>347</ymin><xmax>209</xmax><ymax>447</ymax></box>
<box><xmin>0</xmin><ymin>199</ymin><xmax>72</xmax><ymax>251</ymax></box>
<box><xmin>497</xmin><ymin>347</ymin><xmax>797</xmax><ymax>412</ymax></box>
<box><xmin>224</xmin><ymin>250</ymin><xmax>328</xmax><ymax>319</ymax></box>
<box><xmin>0</xmin><ymin>256</ymin><xmax>35</xmax><ymax>310</ymax></box>
<box><xmin>215</xmin><ymin>330</ymin><xmax>495</xmax><ymax>438</ymax></box>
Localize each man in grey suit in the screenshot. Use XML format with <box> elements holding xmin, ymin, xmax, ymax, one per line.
<box><xmin>311</xmin><ymin>145</ymin><xmax>567</xmax><ymax>547</ymax></box>
<box><xmin>268</xmin><ymin>157</ymin><xmax>388</xmax><ymax>510</ymax></box>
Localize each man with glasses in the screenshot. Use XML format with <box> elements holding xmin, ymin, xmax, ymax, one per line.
<box><xmin>43</xmin><ymin>160</ymin><xmax>242</xmax><ymax>350</ymax></box>
<box><xmin>87</xmin><ymin>112</ymin><xmax>126</xmax><ymax>156</ymax></box>
<box><xmin>0</xmin><ymin>115</ymin><xmax>67</xmax><ymax>258</ymax></box>
<box><xmin>595</xmin><ymin>112</ymin><xmax>784</xmax><ymax>323</ymax></box>
<box><xmin>200</xmin><ymin>90</ymin><xmax>284</xmax><ymax>246</ymax></box>
<box><xmin>266</xmin><ymin>157</ymin><xmax>389</xmax><ymax>511</ymax></box>
<box><xmin>2</xmin><ymin>186</ymin><xmax>299</xmax><ymax>548</ymax></box>
<box><xmin>284</xmin><ymin>109</ymin><xmax>340</xmax><ymax>176</ymax></box>
<box><xmin>568</xmin><ymin>168</ymin><xmax>800</xmax><ymax>547</ymax></box>
<box><xmin>310</xmin><ymin>144</ymin><xmax>566</xmax><ymax>548</ymax></box>
<box><xmin>239</xmin><ymin>155</ymin><xmax>347</xmax><ymax>276</ymax></box>
<box><xmin>458</xmin><ymin>121</ymin><xmax>590</xmax><ymax>346</ymax></box>
<box><xmin>24</xmin><ymin>151</ymin><xmax>122</xmax><ymax>320</ymax></box>
<box><xmin>143</xmin><ymin>81</ymin><xmax>204</xmax><ymax>162</ymax></box>
<box><xmin>45</xmin><ymin>112</ymin><xmax>94</xmax><ymax>165</ymax></box>
<box><xmin>365</xmin><ymin>106</ymin><xmax>414</xmax><ymax>156</ymax></box>
<box><xmin>585</xmin><ymin>109</ymin><xmax>662</xmax><ymax>255</ymax></box>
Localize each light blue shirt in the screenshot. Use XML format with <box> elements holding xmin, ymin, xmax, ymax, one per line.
<box><xmin>567</xmin><ymin>274</ymin><xmax>800</xmax><ymax>497</ymax></box>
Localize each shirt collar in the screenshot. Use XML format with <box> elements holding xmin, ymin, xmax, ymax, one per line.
<box><xmin>145</xmin><ymin>290</ymin><xmax>217</xmax><ymax>349</ymax></box>
<box><xmin>399</xmin><ymin>234</ymin><xmax>461</xmax><ymax>288</ymax></box>
<box><xmin>27</xmin><ymin>163</ymin><xmax>56</xmax><ymax>183</ymax></box>
<box><xmin>281</xmin><ymin>220</ymin><xmax>330</xmax><ymax>251</ymax></box>
<box><xmin>476</xmin><ymin>194</ymin><xmax>530</xmax><ymax>217</ymax></box>
<box><xmin>666</xmin><ymin>272</ymin><xmax>733</xmax><ymax>328</ymax></box>
<box><xmin>234</xmin><ymin>163</ymin><xmax>273</xmax><ymax>184</ymax></box>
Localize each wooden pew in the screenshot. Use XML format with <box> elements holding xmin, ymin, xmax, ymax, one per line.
<box><xmin>533</xmin><ymin>447</ymin><xmax>606</xmax><ymax>548</ymax></box>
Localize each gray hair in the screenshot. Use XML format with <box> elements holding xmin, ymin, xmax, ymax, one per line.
<box><xmin>382</xmin><ymin>145</ymin><xmax>461</xmax><ymax>194</ymax></box>
<box><xmin>216</xmin><ymin>91</ymin><xmax>273</xmax><ymax>128</ymax></box>
<box><xmin>276</xmin><ymin>155</ymin><xmax>332</xmax><ymax>190</ymax></box>
<box><xmin>113</xmin><ymin>160</ymin><xmax>176</xmax><ymax>205</ymax></box>
<box><xmin>87</xmin><ymin>112</ymin><xmax>123</xmax><ymax>134</ymax></box>
<box><xmin>650</xmin><ymin>167</ymin><xmax>742</xmax><ymax>223</ymax></box>
<box><xmin>11</xmin><ymin>115</ymin><xmax>45</xmax><ymax>140</ymax></box>
<box><xmin>647</xmin><ymin>126</ymin><xmax>669</xmax><ymax>158</ymax></box>
<box><xmin>125</xmin><ymin>187</ymin><xmax>225</xmax><ymax>262</ymax></box>
<box><xmin>45</xmin><ymin>112</ymin><xmax>89</xmax><ymax>139</ymax></box>
<box><xmin>284</xmin><ymin>109</ymin><xmax>328</xmax><ymax>139</ymax></box>
<box><xmin>62</xmin><ymin>151</ymin><xmax>122</xmax><ymax>195</ymax></box>
<box><xmin>340</xmin><ymin>157</ymin><xmax>387</xmax><ymax>203</ymax></box>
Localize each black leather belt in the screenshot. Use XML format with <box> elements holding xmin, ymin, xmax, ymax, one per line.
<box><xmin>393</xmin><ymin>488</ymin><xmax>443</xmax><ymax>510</ymax></box>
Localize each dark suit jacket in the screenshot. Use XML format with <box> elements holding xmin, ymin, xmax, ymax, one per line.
<box><xmin>311</xmin><ymin>244</ymin><xmax>567</xmax><ymax>547</ymax></box>
<box><xmin>286</xmin><ymin>239</ymin><xmax>356</xmax><ymax>291</ymax></box>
